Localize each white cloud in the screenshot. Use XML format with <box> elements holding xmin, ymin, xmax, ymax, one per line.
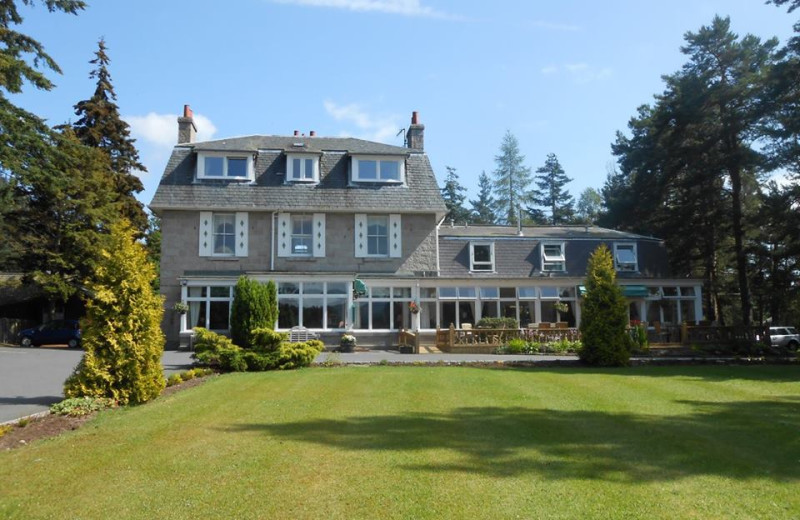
<box><xmin>271</xmin><ymin>0</ymin><xmax>455</xmax><ymax>19</ymax></box>
<box><xmin>541</xmin><ymin>63</ymin><xmax>613</xmax><ymax>84</ymax></box>
<box><xmin>324</xmin><ymin>101</ymin><xmax>403</xmax><ymax>143</ymax></box>
<box><xmin>125</xmin><ymin>112</ymin><xmax>217</xmax><ymax>148</ymax></box>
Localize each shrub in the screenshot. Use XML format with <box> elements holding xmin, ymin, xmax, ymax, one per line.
<box><xmin>265</xmin><ymin>280</ymin><xmax>278</xmax><ymax>331</ymax></box>
<box><xmin>476</xmin><ymin>317</ymin><xmax>519</xmax><ymax>329</ymax></box>
<box><xmin>219</xmin><ymin>348</ymin><xmax>247</xmax><ymax>372</ymax></box>
<box><xmin>505</xmin><ymin>338</ymin><xmax>527</xmax><ymax>354</ymax></box>
<box><xmin>192</xmin><ymin>328</ymin><xmax>242</xmax><ymax>369</ymax></box>
<box><xmin>50</xmin><ymin>397</ymin><xmax>116</xmax><ymax>417</ymax></box>
<box><xmin>0</xmin><ymin>425</ymin><xmax>12</xmax><ymax>439</ymax></box>
<box><xmin>230</xmin><ymin>276</ymin><xmax>274</xmax><ymax>348</ymax></box>
<box><xmin>243</xmin><ymin>351</ymin><xmax>275</xmax><ymax>371</ymax></box>
<box><xmin>181</xmin><ymin>369</ymin><xmax>196</xmax><ymax>380</ymax></box>
<box><xmin>64</xmin><ymin>221</ymin><xmax>165</xmax><ymax>405</ymax></box>
<box><xmin>166</xmin><ymin>374</ymin><xmax>183</xmax><ymax>387</ymax></box>
<box><xmin>251</xmin><ymin>327</ymin><xmax>288</xmax><ymax>352</ymax></box>
<box><xmin>631</xmin><ymin>324</ymin><xmax>649</xmax><ymax>352</ymax></box>
<box><xmin>579</xmin><ymin>245</ymin><xmax>631</xmax><ymax>366</ymax></box>
<box><xmin>273</xmin><ymin>341</ymin><xmax>325</xmax><ymax>370</ymax></box>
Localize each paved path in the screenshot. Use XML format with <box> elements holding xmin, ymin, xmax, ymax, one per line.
<box><xmin>314</xmin><ymin>350</ymin><xmax>580</xmax><ymax>364</ymax></box>
<box><xmin>0</xmin><ymin>347</ymin><xmax>194</xmax><ymax>424</ymax></box>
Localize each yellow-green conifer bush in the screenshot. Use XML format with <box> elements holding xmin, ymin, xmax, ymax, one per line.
<box><xmin>64</xmin><ymin>220</ymin><xmax>165</xmax><ymax>404</ymax></box>
<box><xmin>579</xmin><ymin>245</ymin><xmax>631</xmax><ymax>366</ymax></box>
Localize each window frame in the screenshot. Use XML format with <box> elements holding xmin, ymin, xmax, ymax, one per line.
<box><xmin>469</xmin><ymin>242</ymin><xmax>495</xmax><ymax>272</ymax></box>
<box><xmin>212</xmin><ymin>213</ymin><xmax>236</xmax><ymax>257</ymax></box>
<box><xmin>366</xmin><ymin>215</ymin><xmax>389</xmax><ymax>257</ymax></box>
<box><xmin>351</xmin><ymin>156</ymin><xmax>406</xmax><ymax>183</ymax></box>
<box><xmin>197</xmin><ymin>152</ymin><xmax>253</xmax><ymax>180</ymax></box>
<box><xmin>286</xmin><ymin>154</ymin><xmax>319</xmax><ymax>183</ymax></box>
<box><xmin>613</xmin><ymin>242</ymin><xmax>638</xmax><ymax>272</ymax></box>
<box><xmin>541</xmin><ymin>242</ymin><xmax>566</xmax><ymax>272</ymax></box>
<box><xmin>290</xmin><ymin>214</ymin><xmax>313</xmax><ymax>257</ymax></box>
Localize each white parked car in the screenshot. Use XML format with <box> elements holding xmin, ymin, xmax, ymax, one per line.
<box><xmin>769</xmin><ymin>326</ymin><xmax>800</xmax><ymax>351</ymax></box>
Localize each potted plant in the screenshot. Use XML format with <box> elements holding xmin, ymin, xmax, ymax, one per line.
<box><xmin>173</xmin><ymin>301</ymin><xmax>189</xmax><ymax>314</ymax></box>
<box><xmin>339</xmin><ymin>333</ymin><xmax>357</xmax><ymax>353</ymax></box>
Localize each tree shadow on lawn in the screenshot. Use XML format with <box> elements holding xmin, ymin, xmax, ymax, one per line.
<box><xmin>227</xmin><ymin>398</ymin><xmax>800</xmax><ymax>483</ymax></box>
<box><xmin>473</xmin><ymin>364</ymin><xmax>800</xmax><ymax>382</ymax></box>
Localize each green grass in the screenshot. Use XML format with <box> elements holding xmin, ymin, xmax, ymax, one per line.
<box><xmin>1</xmin><ymin>365</ymin><xmax>799</xmax><ymax>519</ymax></box>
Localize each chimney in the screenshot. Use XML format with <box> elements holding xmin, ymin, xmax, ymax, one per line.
<box><xmin>310</xmin><ymin>130</ymin><xmax>316</xmax><ymax>137</ymax></box>
<box><xmin>294</xmin><ymin>130</ymin><xmax>300</xmax><ymax>136</ymax></box>
<box><xmin>406</xmin><ymin>110</ymin><xmax>424</xmax><ymax>150</ymax></box>
<box><xmin>177</xmin><ymin>104</ymin><xmax>197</xmax><ymax>144</ymax></box>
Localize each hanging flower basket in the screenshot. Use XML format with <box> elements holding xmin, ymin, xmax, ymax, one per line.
<box><xmin>554</xmin><ymin>301</ymin><xmax>569</xmax><ymax>314</ymax></box>
<box><xmin>173</xmin><ymin>301</ymin><xmax>189</xmax><ymax>314</ymax></box>
<box><xmin>408</xmin><ymin>301</ymin><xmax>420</xmax><ymax>315</ymax></box>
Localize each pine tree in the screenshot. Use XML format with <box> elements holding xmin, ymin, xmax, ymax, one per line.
<box><xmin>492</xmin><ymin>131</ymin><xmax>532</xmax><ymax>225</ymax></box>
<box><xmin>440</xmin><ymin>166</ymin><xmax>472</xmax><ymax>224</ymax></box>
<box><xmin>470</xmin><ymin>171</ymin><xmax>496</xmax><ymax>224</ymax></box>
<box><xmin>72</xmin><ymin>38</ymin><xmax>147</xmax><ymax>234</ymax></box>
<box><xmin>529</xmin><ymin>153</ymin><xmax>575</xmax><ymax>225</ymax></box>
<box><xmin>64</xmin><ymin>220</ymin><xmax>165</xmax><ymax>405</ymax></box>
<box><xmin>579</xmin><ymin>245</ymin><xmax>631</xmax><ymax>366</ymax></box>
<box><xmin>6</xmin><ymin>129</ymin><xmax>120</xmax><ymax>302</ymax></box>
<box><xmin>0</xmin><ymin>0</ymin><xmax>86</xmax><ymax>269</ymax></box>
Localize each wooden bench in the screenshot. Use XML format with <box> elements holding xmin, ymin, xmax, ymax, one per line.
<box><xmin>288</xmin><ymin>326</ymin><xmax>319</xmax><ymax>342</ymax></box>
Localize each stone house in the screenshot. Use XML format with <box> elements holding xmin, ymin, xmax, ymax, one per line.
<box><xmin>150</xmin><ymin>107</ymin><xmax>702</xmax><ymax>348</ymax></box>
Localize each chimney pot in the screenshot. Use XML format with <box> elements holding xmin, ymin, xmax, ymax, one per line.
<box><xmin>177</xmin><ymin>104</ymin><xmax>197</xmax><ymax>144</ymax></box>
<box><xmin>294</xmin><ymin>130</ymin><xmax>299</xmax><ymax>136</ymax></box>
<box><xmin>310</xmin><ymin>130</ymin><xmax>316</xmax><ymax>137</ymax></box>
<box><xmin>406</xmin><ymin>110</ymin><xmax>425</xmax><ymax>151</ymax></box>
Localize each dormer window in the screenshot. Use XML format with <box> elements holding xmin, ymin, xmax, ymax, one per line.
<box><xmin>352</xmin><ymin>156</ymin><xmax>404</xmax><ymax>183</ymax></box>
<box><xmin>287</xmin><ymin>154</ymin><xmax>319</xmax><ymax>183</ymax></box>
<box><xmin>542</xmin><ymin>242</ymin><xmax>566</xmax><ymax>272</ymax></box>
<box><xmin>197</xmin><ymin>153</ymin><xmax>253</xmax><ymax>180</ymax></box>
<box><xmin>470</xmin><ymin>242</ymin><xmax>494</xmax><ymax>272</ymax></box>
<box><xmin>614</xmin><ymin>243</ymin><xmax>638</xmax><ymax>272</ymax></box>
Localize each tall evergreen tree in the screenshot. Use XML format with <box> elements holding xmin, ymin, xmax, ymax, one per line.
<box><xmin>71</xmin><ymin>38</ymin><xmax>147</xmax><ymax>234</ymax></box>
<box><xmin>470</xmin><ymin>171</ymin><xmax>496</xmax><ymax>224</ymax></box>
<box><xmin>5</xmin><ymin>128</ymin><xmax>119</xmax><ymax>302</ymax></box>
<box><xmin>0</xmin><ymin>0</ymin><xmax>85</xmax><ymax>269</ymax></box>
<box><xmin>529</xmin><ymin>153</ymin><xmax>575</xmax><ymax>225</ymax></box>
<box><xmin>492</xmin><ymin>131</ymin><xmax>532</xmax><ymax>225</ymax></box>
<box><xmin>607</xmin><ymin>16</ymin><xmax>778</xmax><ymax>325</ymax></box>
<box><xmin>440</xmin><ymin>166</ymin><xmax>472</xmax><ymax>224</ymax></box>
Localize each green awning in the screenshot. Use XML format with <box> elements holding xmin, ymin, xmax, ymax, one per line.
<box><xmin>577</xmin><ymin>285</ymin><xmax>649</xmax><ymax>297</ymax></box>
<box><xmin>621</xmin><ymin>285</ymin><xmax>649</xmax><ymax>297</ymax></box>
<box><xmin>353</xmin><ymin>279</ymin><xmax>367</xmax><ymax>298</ymax></box>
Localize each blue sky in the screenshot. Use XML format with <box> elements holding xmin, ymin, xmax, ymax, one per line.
<box><xmin>10</xmin><ymin>0</ymin><xmax>797</xmax><ymax>208</ymax></box>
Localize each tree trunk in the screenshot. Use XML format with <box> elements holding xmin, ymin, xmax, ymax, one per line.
<box><xmin>729</xmin><ymin>165</ymin><xmax>751</xmax><ymax>325</ymax></box>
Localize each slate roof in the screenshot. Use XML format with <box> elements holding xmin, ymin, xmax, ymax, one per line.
<box><xmin>150</xmin><ymin>136</ymin><xmax>445</xmax><ymax>214</ymax></box>
<box><xmin>438</xmin><ymin>225</ymin><xmax>671</xmax><ymax>279</ymax></box>
<box><xmin>438</xmin><ymin>224</ymin><xmax>658</xmax><ymax>241</ymax></box>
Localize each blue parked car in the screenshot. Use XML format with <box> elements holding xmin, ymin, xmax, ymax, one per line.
<box><xmin>19</xmin><ymin>319</ymin><xmax>81</xmax><ymax>348</ymax></box>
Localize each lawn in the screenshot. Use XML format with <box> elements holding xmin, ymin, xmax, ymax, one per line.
<box><xmin>1</xmin><ymin>365</ymin><xmax>799</xmax><ymax>519</ymax></box>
